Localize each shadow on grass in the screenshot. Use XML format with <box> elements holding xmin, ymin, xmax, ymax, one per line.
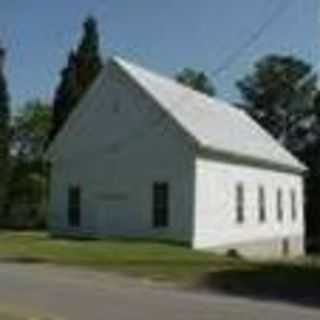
<box><xmin>109</xmin><ymin>237</ymin><xmax>190</xmax><ymax>248</ymax></box>
<box><xmin>51</xmin><ymin>233</ymin><xmax>190</xmax><ymax>248</ymax></box>
<box><xmin>198</xmin><ymin>262</ymin><xmax>320</xmax><ymax>308</ymax></box>
<box><xmin>0</xmin><ymin>256</ymin><xmax>50</xmax><ymax>264</ymax></box>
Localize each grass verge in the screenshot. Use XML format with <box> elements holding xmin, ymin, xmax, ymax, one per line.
<box><xmin>0</xmin><ymin>231</ymin><xmax>319</xmax><ymax>308</ymax></box>
<box><xmin>0</xmin><ymin>231</ymin><xmax>244</xmax><ymax>283</ymax></box>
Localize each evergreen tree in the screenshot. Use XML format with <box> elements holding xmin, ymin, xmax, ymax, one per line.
<box><xmin>0</xmin><ymin>45</ymin><xmax>10</xmax><ymax>217</ymax></box>
<box><xmin>75</xmin><ymin>15</ymin><xmax>103</xmax><ymax>98</ymax></box>
<box><xmin>50</xmin><ymin>15</ymin><xmax>102</xmax><ymax>141</ymax></box>
<box><xmin>50</xmin><ymin>51</ymin><xmax>77</xmax><ymax>140</ymax></box>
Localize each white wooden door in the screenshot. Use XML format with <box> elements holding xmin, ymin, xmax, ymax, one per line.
<box><xmin>97</xmin><ymin>194</ymin><xmax>128</xmax><ymax>236</ymax></box>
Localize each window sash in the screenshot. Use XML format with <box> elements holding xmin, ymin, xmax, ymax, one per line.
<box><xmin>68</xmin><ymin>186</ymin><xmax>81</xmax><ymax>227</ymax></box>
<box><xmin>153</xmin><ymin>183</ymin><xmax>169</xmax><ymax>228</ymax></box>
<box><xmin>236</xmin><ymin>184</ymin><xmax>244</xmax><ymax>223</ymax></box>
<box><xmin>258</xmin><ymin>186</ymin><xmax>266</xmax><ymax>222</ymax></box>
<box><xmin>277</xmin><ymin>189</ymin><xmax>283</xmax><ymax>222</ymax></box>
<box><xmin>291</xmin><ymin>189</ymin><xmax>297</xmax><ymax>221</ymax></box>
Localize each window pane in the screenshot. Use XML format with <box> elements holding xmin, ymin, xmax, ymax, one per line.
<box><xmin>68</xmin><ymin>186</ymin><xmax>81</xmax><ymax>227</ymax></box>
<box><xmin>259</xmin><ymin>186</ymin><xmax>266</xmax><ymax>222</ymax></box>
<box><xmin>291</xmin><ymin>189</ymin><xmax>297</xmax><ymax>221</ymax></box>
<box><xmin>236</xmin><ymin>183</ymin><xmax>244</xmax><ymax>223</ymax></box>
<box><xmin>153</xmin><ymin>183</ymin><xmax>169</xmax><ymax>228</ymax></box>
<box><xmin>277</xmin><ymin>189</ymin><xmax>283</xmax><ymax>222</ymax></box>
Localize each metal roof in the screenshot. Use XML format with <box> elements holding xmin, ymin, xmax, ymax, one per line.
<box><xmin>114</xmin><ymin>56</ymin><xmax>306</xmax><ymax>173</ymax></box>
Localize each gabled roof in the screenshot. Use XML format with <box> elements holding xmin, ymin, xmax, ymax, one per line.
<box><xmin>47</xmin><ymin>56</ymin><xmax>305</xmax><ymax>173</ymax></box>
<box><xmin>113</xmin><ymin>57</ymin><xmax>306</xmax><ymax>173</ymax></box>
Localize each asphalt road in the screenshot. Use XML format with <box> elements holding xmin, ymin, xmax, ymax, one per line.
<box><xmin>0</xmin><ymin>263</ymin><xmax>319</xmax><ymax>320</ymax></box>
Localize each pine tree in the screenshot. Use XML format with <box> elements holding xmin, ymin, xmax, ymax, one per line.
<box><xmin>75</xmin><ymin>15</ymin><xmax>103</xmax><ymax>98</ymax></box>
<box><xmin>50</xmin><ymin>15</ymin><xmax>103</xmax><ymax>141</ymax></box>
<box><xmin>0</xmin><ymin>45</ymin><xmax>10</xmax><ymax>217</ymax></box>
<box><xmin>50</xmin><ymin>51</ymin><xmax>77</xmax><ymax>140</ymax></box>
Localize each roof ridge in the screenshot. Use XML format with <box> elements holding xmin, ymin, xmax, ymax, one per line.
<box><xmin>112</xmin><ymin>56</ymin><xmax>232</xmax><ymax>109</ymax></box>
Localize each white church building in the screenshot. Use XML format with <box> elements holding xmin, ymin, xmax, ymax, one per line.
<box><xmin>46</xmin><ymin>57</ymin><xmax>306</xmax><ymax>258</ymax></box>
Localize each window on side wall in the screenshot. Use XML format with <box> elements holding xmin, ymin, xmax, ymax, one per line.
<box><xmin>236</xmin><ymin>183</ymin><xmax>244</xmax><ymax>224</ymax></box>
<box><xmin>153</xmin><ymin>182</ymin><xmax>169</xmax><ymax>228</ymax></box>
<box><xmin>258</xmin><ymin>186</ymin><xmax>266</xmax><ymax>223</ymax></box>
<box><xmin>277</xmin><ymin>188</ymin><xmax>283</xmax><ymax>222</ymax></box>
<box><xmin>291</xmin><ymin>189</ymin><xmax>297</xmax><ymax>221</ymax></box>
<box><xmin>68</xmin><ymin>186</ymin><xmax>81</xmax><ymax>227</ymax></box>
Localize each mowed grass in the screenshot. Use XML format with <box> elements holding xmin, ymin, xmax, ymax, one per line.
<box><xmin>0</xmin><ymin>306</ymin><xmax>36</xmax><ymax>320</ymax></box>
<box><xmin>0</xmin><ymin>305</ymin><xmax>56</xmax><ymax>320</ymax></box>
<box><xmin>0</xmin><ymin>314</ymin><xmax>23</xmax><ymax>320</ymax></box>
<box><xmin>0</xmin><ymin>314</ymin><xmax>24</xmax><ymax>320</ymax></box>
<box><xmin>0</xmin><ymin>231</ymin><xmax>320</xmax><ymax>307</ymax></box>
<box><xmin>0</xmin><ymin>231</ymin><xmax>245</xmax><ymax>283</ymax></box>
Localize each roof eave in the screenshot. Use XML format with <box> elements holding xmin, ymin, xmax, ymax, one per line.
<box><xmin>197</xmin><ymin>145</ymin><xmax>307</xmax><ymax>175</ymax></box>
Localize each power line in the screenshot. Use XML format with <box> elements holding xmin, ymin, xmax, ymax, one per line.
<box><xmin>212</xmin><ymin>0</ymin><xmax>292</xmax><ymax>77</ymax></box>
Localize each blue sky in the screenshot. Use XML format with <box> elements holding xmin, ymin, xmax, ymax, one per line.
<box><xmin>0</xmin><ymin>0</ymin><xmax>318</xmax><ymax>110</ymax></box>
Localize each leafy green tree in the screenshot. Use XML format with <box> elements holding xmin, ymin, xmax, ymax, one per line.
<box><xmin>237</xmin><ymin>54</ymin><xmax>320</xmax><ymax>250</ymax></box>
<box><xmin>8</xmin><ymin>100</ymin><xmax>51</xmax><ymax>229</ymax></box>
<box><xmin>176</xmin><ymin>68</ymin><xmax>216</xmax><ymax>97</ymax></box>
<box><xmin>237</xmin><ymin>55</ymin><xmax>317</xmax><ymax>153</ymax></box>
<box><xmin>50</xmin><ymin>15</ymin><xmax>103</xmax><ymax>141</ymax></box>
<box><xmin>0</xmin><ymin>46</ymin><xmax>10</xmax><ymax>218</ymax></box>
<box><xmin>13</xmin><ymin>100</ymin><xmax>51</xmax><ymax>160</ymax></box>
<box><xmin>297</xmin><ymin>91</ymin><xmax>320</xmax><ymax>249</ymax></box>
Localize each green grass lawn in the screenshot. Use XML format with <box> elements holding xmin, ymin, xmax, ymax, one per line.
<box><xmin>0</xmin><ymin>307</ymin><xmax>56</xmax><ymax>320</ymax></box>
<box><xmin>0</xmin><ymin>231</ymin><xmax>246</xmax><ymax>283</ymax></box>
<box><xmin>0</xmin><ymin>306</ymin><xmax>39</xmax><ymax>320</ymax></box>
<box><xmin>0</xmin><ymin>314</ymin><xmax>22</xmax><ymax>320</ymax></box>
<box><xmin>0</xmin><ymin>313</ymin><xmax>24</xmax><ymax>320</ymax></box>
<box><xmin>0</xmin><ymin>231</ymin><xmax>320</xmax><ymax>307</ymax></box>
